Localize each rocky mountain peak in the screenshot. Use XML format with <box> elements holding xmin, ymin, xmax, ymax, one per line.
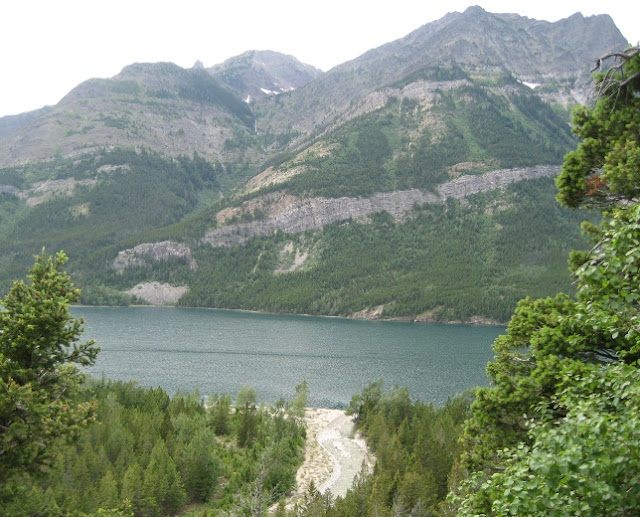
<box><xmin>256</xmin><ymin>7</ymin><xmax>627</xmax><ymax>141</ymax></box>
<box><xmin>462</xmin><ymin>5</ymin><xmax>487</xmax><ymax>16</ymax></box>
<box><xmin>209</xmin><ymin>50</ymin><xmax>323</xmax><ymax>102</ymax></box>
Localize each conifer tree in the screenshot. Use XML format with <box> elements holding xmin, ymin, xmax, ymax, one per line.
<box><xmin>0</xmin><ymin>251</ymin><xmax>98</xmax><ymax>490</ymax></box>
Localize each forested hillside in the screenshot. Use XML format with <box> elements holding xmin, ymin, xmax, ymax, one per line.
<box><xmin>3</xmin><ymin>379</ymin><xmax>307</xmax><ymax>516</ymax></box>
<box><xmin>0</xmin><ymin>8</ymin><xmax>628</xmax><ymax>322</ymax></box>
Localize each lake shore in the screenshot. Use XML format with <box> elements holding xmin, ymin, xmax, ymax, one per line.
<box><xmin>74</xmin><ymin>302</ymin><xmax>505</xmax><ymax>326</ymax></box>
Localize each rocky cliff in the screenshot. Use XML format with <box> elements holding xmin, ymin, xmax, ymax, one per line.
<box><xmin>200</xmin><ymin>165</ymin><xmax>560</xmax><ymax>247</ymax></box>
<box><xmin>112</xmin><ymin>165</ymin><xmax>560</xmax><ymax>274</ymax></box>
<box><xmin>113</xmin><ymin>241</ymin><xmax>198</xmax><ymax>273</ymax></box>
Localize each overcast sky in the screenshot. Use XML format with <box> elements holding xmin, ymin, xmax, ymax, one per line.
<box><xmin>1</xmin><ymin>0</ymin><xmax>638</xmax><ymax>117</ymax></box>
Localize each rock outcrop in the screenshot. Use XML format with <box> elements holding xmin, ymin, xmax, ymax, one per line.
<box><xmin>201</xmin><ymin>166</ymin><xmax>560</xmax><ymax>248</ymax></box>
<box><xmin>113</xmin><ymin>241</ymin><xmax>197</xmax><ymax>273</ymax></box>
<box><xmin>125</xmin><ymin>282</ymin><xmax>188</xmax><ymax>305</ymax></box>
<box><xmin>1</xmin><ymin>178</ymin><xmax>97</xmax><ymax>205</ymax></box>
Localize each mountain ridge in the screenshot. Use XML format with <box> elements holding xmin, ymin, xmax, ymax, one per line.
<box><xmin>254</xmin><ymin>6</ymin><xmax>626</xmax><ymax>145</ymax></box>
<box><xmin>0</xmin><ymin>8</ymin><xmax>623</xmax><ymax>321</ymax></box>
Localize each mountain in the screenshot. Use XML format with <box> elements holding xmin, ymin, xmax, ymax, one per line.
<box><xmin>209</xmin><ymin>50</ymin><xmax>323</xmax><ymax>102</ymax></box>
<box><xmin>255</xmin><ymin>6</ymin><xmax>626</xmax><ymax>143</ymax></box>
<box><xmin>0</xmin><ymin>62</ymin><xmax>263</xmax><ymax>188</ymax></box>
<box><xmin>0</xmin><ymin>8</ymin><xmax>627</xmax><ymax>321</ymax></box>
<box><xmin>0</xmin><ymin>106</ymin><xmax>53</xmax><ymax>139</ymax></box>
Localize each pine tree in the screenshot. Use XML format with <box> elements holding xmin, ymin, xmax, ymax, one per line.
<box><xmin>0</xmin><ymin>251</ymin><xmax>99</xmax><ymax>486</ymax></box>
<box><xmin>183</xmin><ymin>428</ymin><xmax>219</xmax><ymax>502</ymax></box>
<box><xmin>121</xmin><ymin>462</ymin><xmax>144</xmax><ymax>515</ymax></box>
<box><xmin>142</xmin><ymin>441</ymin><xmax>186</xmax><ymax>516</ymax></box>
<box><xmin>97</xmin><ymin>469</ymin><xmax>120</xmax><ymax>510</ymax></box>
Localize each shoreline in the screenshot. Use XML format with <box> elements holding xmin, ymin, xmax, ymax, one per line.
<box><xmin>72</xmin><ymin>303</ymin><xmax>506</xmax><ymax>327</ymax></box>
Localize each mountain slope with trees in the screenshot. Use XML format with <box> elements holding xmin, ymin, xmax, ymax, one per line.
<box><xmin>0</xmin><ymin>8</ymin><xmax>629</xmax><ymax>321</ymax></box>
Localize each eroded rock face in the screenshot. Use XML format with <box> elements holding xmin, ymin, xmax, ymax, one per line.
<box><xmin>0</xmin><ymin>178</ymin><xmax>97</xmax><ymax>205</ymax></box>
<box><xmin>350</xmin><ymin>305</ymin><xmax>386</xmax><ymax>320</ymax></box>
<box><xmin>201</xmin><ymin>166</ymin><xmax>560</xmax><ymax>248</ymax></box>
<box><xmin>275</xmin><ymin>241</ymin><xmax>310</xmax><ymax>274</ymax></box>
<box><xmin>113</xmin><ymin>241</ymin><xmax>197</xmax><ymax>273</ymax></box>
<box><xmin>125</xmin><ymin>282</ymin><xmax>188</xmax><ymax>305</ymax></box>
<box><xmin>113</xmin><ymin>165</ymin><xmax>560</xmax><ymax>274</ymax></box>
<box><xmin>437</xmin><ymin>165</ymin><xmax>560</xmax><ymax>198</ymax></box>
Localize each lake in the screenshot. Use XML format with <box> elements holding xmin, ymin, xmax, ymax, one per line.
<box><xmin>74</xmin><ymin>306</ymin><xmax>504</xmax><ymax>408</ymax></box>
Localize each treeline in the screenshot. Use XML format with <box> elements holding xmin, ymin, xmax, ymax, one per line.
<box><xmin>1</xmin><ymin>379</ymin><xmax>307</xmax><ymax>517</ymax></box>
<box><xmin>287</xmin><ymin>383</ymin><xmax>472</xmax><ymax>516</ymax></box>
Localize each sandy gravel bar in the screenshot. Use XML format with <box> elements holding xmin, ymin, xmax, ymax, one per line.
<box><xmin>284</xmin><ymin>408</ymin><xmax>373</xmax><ymax>509</ymax></box>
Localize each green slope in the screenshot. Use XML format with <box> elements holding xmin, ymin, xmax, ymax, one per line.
<box><xmin>253</xmin><ymin>74</ymin><xmax>575</xmax><ymax>199</ymax></box>
<box><xmin>100</xmin><ymin>177</ymin><xmax>593</xmax><ymax>323</ymax></box>
<box><xmin>0</xmin><ymin>149</ymin><xmax>222</xmax><ymax>292</ymax></box>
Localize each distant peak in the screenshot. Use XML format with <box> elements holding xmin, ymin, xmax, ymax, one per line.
<box><xmin>463</xmin><ymin>5</ymin><xmax>487</xmax><ymax>15</ymax></box>
<box><xmin>193</xmin><ymin>60</ymin><xmax>205</xmax><ymax>70</ymax></box>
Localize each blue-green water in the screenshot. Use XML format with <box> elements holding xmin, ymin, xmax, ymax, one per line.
<box><xmin>74</xmin><ymin>306</ymin><xmax>504</xmax><ymax>408</ymax></box>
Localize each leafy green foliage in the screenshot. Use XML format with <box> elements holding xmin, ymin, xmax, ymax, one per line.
<box><xmin>455</xmin><ymin>47</ymin><xmax>640</xmax><ymax>515</ymax></box>
<box><xmin>556</xmin><ymin>48</ymin><xmax>640</xmax><ymax>208</ymax></box>
<box><xmin>0</xmin><ymin>251</ymin><xmax>98</xmax><ymax>488</ymax></box>
<box><xmin>460</xmin><ymin>204</ymin><xmax>640</xmax><ymax>473</ymax></box>
<box><xmin>456</xmin><ymin>364</ymin><xmax>640</xmax><ymax>516</ymax></box>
